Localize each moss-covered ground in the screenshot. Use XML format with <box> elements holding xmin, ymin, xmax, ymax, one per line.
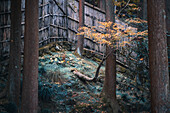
<box><xmin>38</xmin><ymin>49</ymin><xmax>150</xmax><ymax>113</ymax></box>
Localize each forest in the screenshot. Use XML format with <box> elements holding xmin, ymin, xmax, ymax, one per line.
<box><xmin>0</xmin><ymin>0</ymin><xmax>169</xmax><ymax>113</ymax></box>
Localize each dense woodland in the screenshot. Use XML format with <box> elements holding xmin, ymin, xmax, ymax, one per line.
<box><xmin>0</xmin><ymin>0</ymin><xmax>169</xmax><ymax>113</ymax></box>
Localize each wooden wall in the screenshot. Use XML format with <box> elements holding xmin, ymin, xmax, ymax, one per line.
<box><xmin>0</xmin><ymin>0</ymin><xmax>149</xmax><ymax>83</ymax></box>
<box><xmin>0</xmin><ymin>0</ymin><xmax>107</xmax><ymax>75</ymax></box>
<box><xmin>0</xmin><ymin>0</ymin><xmax>107</xmax><ymax>52</ymax></box>
<box><xmin>0</xmin><ymin>0</ymin><xmax>11</xmax><ymax>75</ymax></box>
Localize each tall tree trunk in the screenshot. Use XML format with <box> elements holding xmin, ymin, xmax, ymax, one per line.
<box><xmin>21</xmin><ymin>0</ymin><xmax>39</xmax><ymax>113</ymax></box>
<box><xmin>147</xmin><ymin>0</ymin><xmax>169</xmax><ymax>112</ymax></box>
<box><xmin>102</xmin><ymin>0</ymin><xmax>119</xmax><ymax>112</ymax></box>
<box><xmin>8</xmin><ymin>0</ymin><xmax>21</xmax><ymax>108</ymax></box>
<box><xmin>77</xmin><ymin>0</ymin><xmax>84</xmax><ymax>56</ymax></box>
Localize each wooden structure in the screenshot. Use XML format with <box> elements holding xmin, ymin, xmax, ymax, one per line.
<box><xmin>0</xmin><ymin>0</ymin><xmax>151</xmax><ymax>78</ymax></box>
<box><xmin>0</xmin><ymin>0</ymin><xmax>151</xmax><ymax>77</ymax></box>
<box><xmin>0</xmin><ymin>0</ymin><xmax>107</xmax><ymax>75</ymax></box>
<box><xmin>0</xmin><ymin>0</ymin><xmax>152</xmax><ymax>98</ymax></box>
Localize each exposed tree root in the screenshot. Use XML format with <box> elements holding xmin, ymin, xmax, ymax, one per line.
<box><xmin>71</xmin><ymin>49</ymin><xmax>114</xmax><ymax>82</ymax></box>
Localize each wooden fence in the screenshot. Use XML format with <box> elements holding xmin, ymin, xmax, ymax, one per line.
<box><xmin>0</xmin><ymin>0</ymin><xmax>108</xmax><ymax>75</ymax></box>
<box><xmin>0</xmin><ymin>0</ymin><xmax>150</xmax><ymax>77</ymax></box>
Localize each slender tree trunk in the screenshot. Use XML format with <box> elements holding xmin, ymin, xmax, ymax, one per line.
<box><xmin>103</xmin><ymin>46</ymin><xmax>116</xmax><ymax>100</ymax></box>
<box><xmin>143</xmin><ymin>0</ymin><xmax>147</xmax><ymax>20</ymax></box>
<box><xmin>21</xmin><ymin>0</ymin><xmax>39</xmax><ymax>113</ymax></box>
<box><xmin>77</xmin><ymin>0</ymin><xmax>84</xmax><ymax>56</ymax></box>
<box><xmin>147</xmin><ymin>0</ymin><xmax>169</xmax><ymax>112</ymax></box>
<box><xmin>8</xmin><ymin>0</ymin><xmax>21</xmax><ymax>108</ymax></box>
<box><xmin>102</xmin><ymin>0</ymin><xmax>119</xmax><ymax>112</ymax></box>
<box><xmin>100</xmin><ymin>0</ymin><xmax>106</xmax><ymax>11</ymax></box>
<box><xmin>137</xmin><ymin>0</ymin><xmax>147</xmax><ymax>20</ymax></box>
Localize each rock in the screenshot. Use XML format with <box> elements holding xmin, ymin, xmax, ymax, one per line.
<box><xmin>55</xmin><ymin>45</ymin><xmax>61</xmax><ymax>51</ymax></box>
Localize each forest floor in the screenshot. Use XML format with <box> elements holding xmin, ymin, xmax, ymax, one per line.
<box><xmin>0</xmin><ymin>43</ymin><xmax>151</xmax><ymax>113</ymax></box>
<box><xmin>37</xmin><ymin>45</ymin><xmax>151</xmax><ymax>113</ymax></box>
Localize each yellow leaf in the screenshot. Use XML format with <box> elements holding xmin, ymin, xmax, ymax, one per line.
<box><xmin>76</xmin><ymin>32</ymin><xmax>85</xmax><ymax>35</ymax></box>
<box><xmin>55</xmin><ymin>58</ymin><xmax>58</xmax><ymax>62</ymax></box>
<box><xmin>60</xmin><ymin>61</ymin><xmax>64</xmax><ymax>63</ymax></box>
<box><xmin>140</xmin><ymin>58</ymin><xmax>144</xmax><ymax>61</ymax></box>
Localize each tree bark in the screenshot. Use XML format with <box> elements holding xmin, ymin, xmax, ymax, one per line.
<box><xmin>102</xmin><ymin>0</ymin><xmax>119</xmax><ymax>112</ymax></box>
<box><xmin>147</xmin><ymin>0</ymin><xmax>169</xmax><ymax>112</ymax></box>
<box><xmin>77</xmin><ymin>0</ymin><xmax>84</xmax><ymax>56</ymax></box>
<box><xmin>8</xmin><ymin>0</ymin><xmax>21</xmax><ymax>108</ymax></box>
<box><xmin>21</xmin><ymin>0</ymin><xmax>39</xmax><ymax>113</ymax></box>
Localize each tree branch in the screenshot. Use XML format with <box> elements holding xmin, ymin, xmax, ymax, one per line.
<box><xmin>72</xmin><ymin>48</ymin><xmax>115</xmax><ymax>82</ymax></box>
<box><xmin>117</xmin><ymin>0</ymin><xmax>131</xmax><ymax>16</ymax></box>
